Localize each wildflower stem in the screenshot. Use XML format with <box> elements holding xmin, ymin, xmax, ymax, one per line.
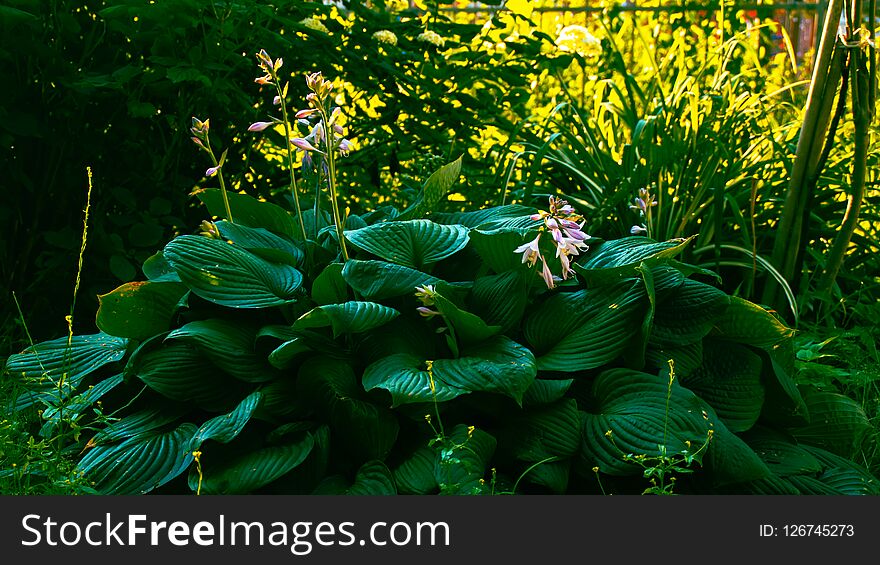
<box><xmin>206</xmin><ymin>146</ymin><xmax>234</xmax><ymax>224</ymax></box>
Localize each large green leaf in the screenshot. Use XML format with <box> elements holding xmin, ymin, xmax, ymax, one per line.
<box><xmin>215</xmin><ymin>220</ymin><xmax>303</xmax><ymax>266</ymax></box>
<box><xmin>344</xmin><ymin>219</ymin><xmax>469</xmax><ymax>269</ymax></box>
<box><xmin>40</xmin><ymin>373</ymin><xmax>124</xmax><ymax>438</ymax></box>
<box><xmin>788</xmin><ymin>389</ymin><xmax>872</xmax><ymax>456</ymax></box>
<box><xmin>189</xmin><ymin>391</ymin><xmax>263</xmax><ymax>450</ymax></box>
<box><xmin>78</xmin><ymin>423</ymin><xmax>197</xmax><ymax>495</ymax></box>
<box><xmin>5</xmin><ymin>333</ymin><xmax>129</xmax><ymax>410</ymax></box>
<box><xmin>341</xmin><ymin>259</ymin><xmax>443</xmax><ymax>300</ymax></box>
<box><xmin>524</xmin><ymin>279</ymin><xmax>647</xmax><ymax>372</ymax></box>
<box><xmin>396</xmin><ymin>155</ymin><xmax>462</xmax><ymax>221</ymax></box>
<box><xmin>311</xmin><ymin>263</ymin><xmax>348</xmax><ymax>305</ymax></box>
<box><xmin>579</xmin><ymin>368</ymin><xmax>714</xmax><ymax>475</ymax></box>
<box><xmin>579</xmin><ymin>236</ymin><xmax>696</xmax><ymax>270</ymax></box>
<box><xmin>363</xmin><ymin>336</ymin><xmax>536</xmax><ymax>406</ymax></box>
<box><xmin>711</xmin><ymin>296</ymin><xmax>794</xmax><ymax>348</ymax></box>
<box><xmin>92</xmin><ymin>405</ymin><xmax>188</xmax><ymax>446</ymax></box>
<box><xmin>126</xmin><ymin>340</ymin><xmax>252</xmax><ymax>411</ymax></box>
<box><xmin>394</xmin><ymin>446</ymin><xmax>438</xmax><ymax>495</ymax></box>
<box><xmin>435</xmin><ymin>425</ymin><xmax>497</xmax><ymax>494</ymax></box>
<box><xmin>166</xmin><ymin>319</ymin><xmax>274</xmax><ymax>382</ymax></box>
<box><xmin>189</xmin><ymin>433</ymin><xmax>315</xmax><ymax>494</ymax></box>
<box><xmin>164</xmin><ymin>235</ymin><xmax>303</xmax><ymax>308</ymax></box>
<box><xmin>433</xmin><ymin>294</ymin><xmax>502</xmax><ymax>346</ymax></box>
<box><xmin>682</xmin><ymin>339</ymin><xmax>764</xmax><ymax>433</ymax></box>
<box><xmin>434</xmin><ymin>205</ymin><xmax>536</xmax><ymax>229</ymax></box>
<box><xmin>196</xmin><ymin>188</ymin><xmax>300</xmax><ymax>239</ymax></box>
<box><xmin>645</xmin><ymin>340</ymin><xmax>703</xmax><ymax>378</ymax></box>
<box><xmin>469</xmin><ymin>227</ymin><xmax>538</xmax><ymax>274</ymax></box>
<box><xmin>142</xmin><ymin>251</ymin><xmax>182</xmax><ymax>282</ymax></box>
<box><xmin>650</xmin><ymin>279</ymin><xmax>730</xmax><ymax>347</ymax></box>
<box><xmin>345</xmin><ymin>460</ymin><xmax>398</xmax><ymax>495</ymax></box>
<box><xmin>293</xmin><ymin>301</ymin><xmax>400</xmax><ymax>337</ymax></box>
<box><xmin>742</xmin><ymin>428</ymin><xmax>822</xmax><ymax>476</ymax></box>
<box><xmin>298</xmin><ymin>357</ymin><xmax>399</xmax><ymax>461</ymax></box>
<box><xmin>522</xmin><ymin>378</ymin><xmax>574</xmax><ymax>406</ymax></box>
<box><xmin>468</xmin><ymin>270</ymin><xmax>528</xmax><ymax>333</ymax></box>
<box><xmin>96</xmin><ymin>281</ymin><xmax>188</xmax><ymax>341</ymax></box>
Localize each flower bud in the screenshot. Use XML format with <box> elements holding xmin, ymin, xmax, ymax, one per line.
<box><xmin>291</xmin><ymin>137</ymin><xmax>319</xmax><ymax>152</ymax></box>
<box><xmin>205</xmin><ymin>165</ymin><xmax>221</xmax><ymax>177</ymax></box>
<box><xmin>248</xmin><ymin>121</ymin><xmax>273</xmax><ymax>132</ymax></box>
<box><xmin>295</xmin><ymin>108</ymin><xmax>318</xmax><ymax>119</ymax></box>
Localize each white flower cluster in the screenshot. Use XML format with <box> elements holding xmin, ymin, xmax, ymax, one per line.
<box><xmin>372</xmin><ymin>29</ymin><xmax>398</xmax><ymax>46</ymax></box>
<box><xmin>417</xmin><ymin>30</ymin><xmax>445</xmax><ymax>47</ymax></box>
<box><xmin>555</xmin><ymin>25</ymin><xmax>602</xmax><ymax>58</ymax></box>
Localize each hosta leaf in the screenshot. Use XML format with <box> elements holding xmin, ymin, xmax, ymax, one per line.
<box><xmin>197</xmin><ymin>188</ymin><xmax>300</xmax><ymax>239</ymax></box>
<box><xmin>650</xmin><ymin>279</ymin><xmax>730</xmax><ymax>347</ymax></box>
<box><xmin>645</xmin><ymin>341</ymin><xmax>703</xmax><ymax>378</ymax></box>
<box><xmin>78</xmin><ymin>423</ymin><xmax>197</xmax><ymax>495</ymax></box>
<box><xmin>507</xmin><ymin>399</ymin><xmax>580</xmax><ymax>462</ymax></box>
<box><xmin>802</xmin><ymin>445</ymin><xmax>880</xmax><ymax>494</ymax></box>
<box><xmin>189</xmin><ymin>391</ymin><xmax>263</xmax><ymax>450</ymax></box>
<box><xmin>92</xmin><ymin>405</ymin><xmax>188</xmax><ymax>446</ymax></box>
<box><xmin>394</xmin><ymin>446</ymin><xmax>439</xmax><ymax>495</ymax></box>
<box><xmin>127</xmin><ymin>341</ymin><xmax>252</xmax><ymax>411</ymax></box>
<box><xmin>788</xmin><ymin>389</ymin><xmax>872</xmax><ymax>456</ymax></box>
<box><xmin>341</xmin><ymin>259</ymin><xmax>443</xmax><ymax>301</ymax></box>
<box><xmin>166</xmin><ymin>319</ymin><xmax>274</xmax><ymax>382</ymax></box>
<box><xmin>346</xmin><ymin>460</ymin><xmax>398</xmax><ymax>495</ymax></box>
<box><xmin>468</xmin><ymin>270</ymin><xmax>529</xmax><ymax>333</ymax></box>
<box><xmin>579</xmin><ymin>368</ymin><xmax>713</xmax><ymax>476</ymax></box>
<box><xmin>5</xmin><ymin>333</ymin><xmax>129</xmax><ymax>388</ymax></box>
<box><xmin>522</xmin><ymin>378</ymin><xmax>574</xmax><ymax>406</ymax></box>
<box><xmin>705</xmin><ymin>421</ymin><xmax>771</xmax><ymax>486</ymax></box>
<box><xmin>298</xmin><ymin>357</ymin><xmax>399</xmax><ymax>461</ymax></box>
<box><xmin>190</xmin><ymin>433</ymin><xmax>315</xmax><ymax>494</ymax></box>
<box><xmin>520</xmin><ymin>459</ymin><xmax>571</xmax><ymax>494</ymax></box>
<box><xmin>215</xmin><ymin>220</ymin><xmax>303</xmax><ymax>266</ymax></box>
<box><xmin>682</xmin><ymin>339</ymin><xmax>764</xmax><ymax>433</ymax></box>
<box><xmin>142</xmin><ymin>251</ymin><xmax>181</xmax><ymax>283</ymax></box>
<box><xmin>766</xmin><ymin>338</ymin><xmax>809</xmax><ymax>423</ymax></box>
<box><xmin>164</xmin><ymin>235</ymin><xmax>303</xmax><ymax>308</ymax></box>
<box><xmin>293</xmin><ymin>301</ymin><xmax>400</xmax><ymax>337</ymax></box>
<box><xmin>469</xmin><ymin>227</ymin><xmax>538</xmax><ymax>274</ymax></box>
<box><xmin>711</xmin><ymin>296</ymin><xmax>794</xmax><ymax>348</ymax></box>
<box><xmin>363</xmin><ymin>336</ymin><xmax>536</xmax><ymax>406</ymax></box>
<box><xmin>525</xmin><ymin>279</ymin><xmax>647</xmax><ymax>372</ymax></box>
<box><xmin>580</xmin><ymin>236</ymin><xmax>696</xmax><ymax>270</ymax></box>
<box><xmin>344</xmin><ymin>219</ymin><xmax>469</xmax><ymax>269</ymax></box>
<box><xmin>434</xmin><ymin>295</ymin><xmax>502</xmax><ymax>346</ymax></box>
<box><xmin>434</xmin><ymin>205</ymin><xmax>536</xmax><ymax>229</ymax></box>
<box><xmin>311</xmin><ymin>262</ymin><xmax>348</xmax><ymax>305</ymax></box>
<box><xmin>396</xmin><ymin>155</ymin><xmax>462</xmax><ymax>221</ymax></box>
<box><xmin>268</xmin><ymin>338</ymin><xmax>312</xmax><ymax>369</ymax></box>
<box><xmin>97</xmin><ymin>281</ymin><xmax>188</xmax><ymax>341</ymax></box>
<box><xmin>743</xmin><ymin>428</ymin><xmax>822</xmax><ymax>476</ymax></box>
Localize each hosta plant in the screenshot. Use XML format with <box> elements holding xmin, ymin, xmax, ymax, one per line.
<box><xmin>4</xmin><ymin>63</ymin><xmax>878</xmax><ymax>496</ymax></box>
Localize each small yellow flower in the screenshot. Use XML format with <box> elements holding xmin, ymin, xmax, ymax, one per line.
<box><xmin>592</xmin><ymin>466</ymin><xmax>599</xmax><ymax>473</ymax></box>
<box><xmin>467</xmin><ymin>425</ymin><xmax>475</xmax><ymax>438</ymax></box>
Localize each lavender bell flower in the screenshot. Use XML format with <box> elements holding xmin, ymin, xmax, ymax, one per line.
<box><xmin>248</xmin><ymin>121</ymin><xmax>273</xmax><ymax>132</ymax></box>
<box><xmin>514</xmin><ymin>235</ymin><xmax>542</xmax><ymax>267</ymax></box>
<box><xmin>291</xmin><ymin>137</ymin><xmax>320</xmax><ymax>152</ymax></box>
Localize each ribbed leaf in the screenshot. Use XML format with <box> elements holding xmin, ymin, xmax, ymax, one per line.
<box><xmin>579</xmin><ymin>368</ymin><xmax>713</xmax><ymax>475</ymax></box>
<box><xmin>341</xmin><ymin>259</ymin><xmax>443</xmax><ymax>300</ymax></box>
<box><xmin>743</xmin><ymin>429</ymin><xmax>822</xmax><ymax>476</ymax></box>
<box><xmin>394</xmin><ymin>446</ymin><xmax>438</xmax><ymax>495</ymax></box>
<box><xmin>802</xmin><ymin>445</ymin><xmax>880</xmax><ymax>494</ymax></box>
<box><xmin>524</xmin><ymin>279</ymin><xmax>647</xmax><ymax>372</ymax></box>
<box><xmin>345</xmin><ymin>219</ymin><xmax>469</xmax><ymax>269</ymax></box>
<box><xmin>78</xmin><ymin>423</ymin><xmax>197</xmax><ymax>495</ymax></box>
<box><xmin>298</xmin><ymin>357</ymin><xmax>399</xmax><ymax>461</ymax></box>
<box><xmin>311</xmin><ymin>262</ymin><xmax>348</xmax><ymax>305</ymax></box>
<box><xmin>189</xmin><ymin>391</ymin><xmax>263</xmax><ymax>450</ymax></box>
<box><xmin>468</xmin><ymin>271</ymin><xmax>528</xmax><ymax>333</ymax></box>
<box><xmin>97</xmin><ymin>281</ymin><xmax>187</xmax><ymax>340</ymax></box>
<box><xmin>363</xmin><ymin>336</ymin><xmax>536</xmax><ymax>406</ymax></box>
<box><xmin>164</xmin><ymin>235</ymin><xmax>303</xmax><ymax>308</ymax></box>
<box><xmin>645</xmin><ymin>341</ymin><xmax>703</xmax><ymax>378</ymax></box>
<box><xmin>434</xmin><ymin>295</ymin><xmax>502</xmax><ymax>346</ymax></box>
<box><xmin>197</xmin><ymin>188</ymin><xmax>299</xmax><ymax>239</ymax></box>
<box><xmin>215</xmin><ymin>220</ymin><xmax>303</xmax><ymax>266</ymax></box>
<box><xmin>580</xmin><ymin>236</ymin><xmax>695</xmax><ymax>270</ymax></box>
<box><xmin>508</xmin><ymin>399</ymin><xmax>580</xmax><ymax>462</ymax></box>
<box><xmin>789</xmin><ymin>390</ymin><xmax>872</xmax><ymax>456</ymax></box>
<box><xmin>682</xmin><ymin>339</ymin><xmax>764</xmax><ymax>433</ymax></box>
<box><xmin>650</xmin><ymin>279</ymin><xmax>730</xmax><ymax>346</ymax></box>
<box><xmin>166</xmin><ymin>319</ymin><xmax>274</xmax><ymax>382</ymax></box>
<box><xmin>92</xmin><ymin>405</ymin><xmax>187</xmax><ymax>446</ymax></box>
<box><xmin>293</xmin><ymin>301</ymin><xmax>400</xmax><ymax>337</ymax></box>
<box><xmin>268</xmin><ymin>338</ymin><xmax>312</xmax><ymax>369</ymax></box>
<box><xmin>711</xmin><ymin>296</ymin><xmax>795</xmax><ymax>348</ymax></box>
<box><xmin>522</xmin><ymin>379</ymin><xmax>574</xmax><ymax>406</ymax></box>
<box><xmin>346</xmin><ymin>460</ymin><xmax>398</xmax><ymax>495</ymax></box>
<box><xmin>127</xmin><ymin>341</ymin><xmax>251</xmax><ymax>411</ymax></box>
<box><xmin>434</xmin><ymin>205</ymin><xmax>536</xmax><ymax>229</ymax></box>
<box><xmin>5</xmin><ymin>333</ymin><xmax>129</xmax><ymax>389</ymax></box>
<box><xmin>142</xmin><ymin>251</ymin><xmax>181</xmax><ymax>282</ymax></box>
<box><xmin>436</xmin><ymin>425</ymin><xmax>496</xmax><ymax>494</ymax></box>
<box><xmin>469</xmin><ymin>227</ymin><xmax>538</xmax><ymax>274</ymax></box>
<box><xmin>190</xmin><ymin>433</ymin><xmax>315</xmax><ymax>494</ymax></box>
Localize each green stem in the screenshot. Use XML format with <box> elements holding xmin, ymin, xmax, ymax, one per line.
<box><xmin>206</xmin><ymin>148</ymin><xmax>234</xmax><ymax>224</ymax></box>
<box><xmin>275</xmin><ymin>81</ymin><xmax>308</xmax><ymax>242</ymax></box>
<box><xmin>319</xmin><ymin>108</ymin><xmax>350</xmax><ymax>262</ymax></box>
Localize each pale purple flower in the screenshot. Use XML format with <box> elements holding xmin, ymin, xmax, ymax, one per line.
<box><xmin>417</xmin><ymin>306</ymin><xmax>440</xmax><ymax>318</ymax></box>
<box><xmin>338</xmin><ymin>139</ymin><xmax>352</xmax><ymax>156</ymax></box>
<box><xmin>514</xmin><ymin>235</ymin><xmax>542</xmax><ymax>267</ymax></box>
<box><xmin>631</xmin><ymin>224</ymin><xmax>648</xmax><ymax>235</ymax></box>
<box><xmin>295</xmin><ymin>109</ymin><xmax>318</xmax><ymax>119</ymax></box>
<box><xmin>291</xmin><ymin>137</ymin><xmax>320</xmax><ymax>152</ymax></box>
<box><xmin>539</xmin><ymin>256</ymin><xmax>556</xmax><ymax>289</ymax></box>
<box><xmin>273</xmin><ymin>95</ymin><xmax>281</xmax><ymax>105</ymax></box>
<box><xmin>205</xmin><ymin>165</ymin><xmax>220</xmax><ymax>177</ymax></box>
<box><xmin>248</xmin><ymin>121</ymin><xmax>273</xmax><ymax>132</ymax></box>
